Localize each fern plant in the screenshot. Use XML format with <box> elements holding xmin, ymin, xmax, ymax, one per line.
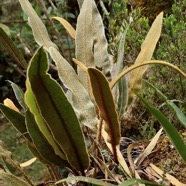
<box><xmin>0</xmin><ymin>0</ymin><xmax>186</xmax><ymax>185</ymax></box>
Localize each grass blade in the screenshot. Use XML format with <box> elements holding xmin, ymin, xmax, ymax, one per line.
<box><xmin>137</xmin><ymin>94</ymin><xmax>186</xmax><ymax>162</ymax></box>
<box><xmin>144</xmin><ymin>80</ymin><xmax>186</xmax><ymax>128</ymax></box>
<box><xmin>166</xmin><ymin>100</ymin><xmax>186</xmax><ymax>128</ymax></box>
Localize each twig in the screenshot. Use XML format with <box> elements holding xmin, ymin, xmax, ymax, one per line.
<box><xmin>7</xmin><ymin>62</ymin><xmax>26</xmax><ymax>77</ymax></box>
<box><xmin>17</xmin><ymin>33</ymin><xmax>34</xmax><ymax>56</ymax></box>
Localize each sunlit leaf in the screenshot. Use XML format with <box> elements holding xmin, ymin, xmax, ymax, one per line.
<box><xmin>20</xmin><ymin>157</ymin><xmax>37</xmax><ymax>168</ymax></box>
<box><xmin>91</xmin><ymin>0</ymin><xmax>111</xmax><ymax>80</ymax></box>
<box><xmin>19</xmin><ymin>0</ymin><xmax>97</xmax><ymax>130</ymax></box>
<box><xmin>76</xmin><ymin>0</ymin><xmax>111</xmax><ymax>94</ymax></box>
<box><xmin>75</xmin><ymin>0</ymin><xmax>95</xmax><ymax>95</ymax></box>
<box><xmin>110</xmin><ymin>60</ymin><xmax>186</xmax><ymax>89</ymax></box>
<box><xmin>127</xmin><ymin>12</ymin><xmax>163</xmax><ymax>105</ymax></box>
<box><xmin>25</xmin><ymin>79</ymin><xmax>66</xmax><ymax>161</ymax></box>
<box><xmin>0</xmin><ymin>23</ymin><xmax>10</xmax><ymax>35</ymax></box>
<box><xmin>52</xmin><ymin>16</ymin><xmax>76</xmax><ymax>39</ymax></box>
<box><xmin>3</xmin><ymin>99</ymin><xmax>20</xmax><ymax>113</ymax></box>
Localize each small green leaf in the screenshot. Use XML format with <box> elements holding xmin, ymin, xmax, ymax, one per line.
<box><xmin>0</xmin><ymin>172</ymin><xmax>31</xmax><ymax>186</ymax></box>
<box><xmin>0</xmin><ymin>104</ymin><xmax>31</xmax><ymax>141</ymax></box>
<box><xmin>0</xmin><ymin>27</ymin><xmax>27</xmax><ymax>69</ymax></box>
<box><xmin>8</xmin><ymin>81</ymin><xmax>27</xmax><ymax>111</ymax></box>
<box><xmin>26</xmin><ymin>110</ymin><xmax>69</xmax><ymax>167</ymax></box>
<box><xmin>138</xmin><ymin>94</ymin><xmax>186</xmax><ymax>162</ymax></box>
<box><xmin>26</xmin><ymin>47</ymin><xmax>89</xmax><ymax>172</ymax></box>
<box><xmin>88</xmin><ymin>68</ymin><xmax>121</xmax><ymax>161</ymax></box>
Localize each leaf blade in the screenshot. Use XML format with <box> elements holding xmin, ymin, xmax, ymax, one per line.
<box><xmin>19</xmin><ymin>0</ymin><xmax>57</xmax><ymax>51</ymax></box>
<box><xmin>0</xmin><ymin>172</ymin><xmax>31</xmax><ymax>186</ymax></box>
<box><xmin>8</xmin><ymin>81</ymin><xmax>27</xmax><ymax>111</ymax></box>
<box><xmin>75</xmin><ymin>0</ymin><xmax>95</xmax><ymax>94</ymax></box>
<box><xmin>25</xmin><ymin>79</ymin><xmax>66</xmax><ymax>161</ymax></box>
<box><xmin>52</xmin><ymin>16</ymin><xmax>76</xmax><ymax>39</ymax></box>
<box><xmin>88</xmin><ymin>68</ymin><xmax>121</xmax><ymax>161</ymax></box>
<box><xmin>26</xmin><ymin>110</ymin><xmax>69</xmax><ymax>166</ymax></box>
<box><xmin>128</xmin><ymin>12</ymin><xmax>163</xmax><ymax>104</ymax></box>
<box><xmin>27</xmin><ymin>47</ymin><xmax>89</xmax><ymax>171</ymax></box>
<box><xmin>0</xmin><ymin>27</ymin><xmax>27</xmax><ymax>69</ymax></box>
<box><xmin>0</xmin><ymin>104</ymin><xmax>31</xmax><ymax>141</ymax></box>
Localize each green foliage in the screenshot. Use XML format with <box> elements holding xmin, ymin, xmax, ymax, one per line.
<box><xmin>137</xmin><ymin>94</ymin><xmax>186</xmax><ymax>162</ymax></box>
<box><xmin>145</xmin><ymin>0</ymin><xmax>186</xmax><ymax>128</ymax></box>
<box><xmin>0</xmin><ymin>0</ymin><xmax>186</xmax><ymax>185</ymax></box>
